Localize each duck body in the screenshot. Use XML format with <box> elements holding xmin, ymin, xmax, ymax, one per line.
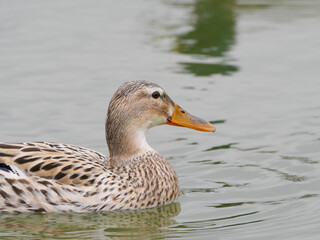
<box><xmin>0</xmin><ymin>142</ymin><xmax>179</xmax><ymax>212</ymax></box>
<box><xmin>0</xmin><ymin>81</ymin><xmax>214</xmax><ymax>213</ymax></box>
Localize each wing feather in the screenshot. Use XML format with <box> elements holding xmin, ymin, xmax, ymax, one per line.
<box><xmin>0</xmin><ymin>142</ymin><xmax>109</xmax><ymax>186</ymax></box>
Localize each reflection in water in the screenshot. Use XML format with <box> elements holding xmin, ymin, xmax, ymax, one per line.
<box><xmin>178</xmin><ymin>62</ymin><xmax>238</xmax><ymax>76</ymax></box>
<box><xmin>176</xmin><ymin>0</ymin><xmax>236</xmax><ymax>57</ymax></box>
<box><xmin>210</xmin><ymin>194</ymin><xmax>319</xmax><ymax>208</ymax></box>
<box><xmin>168</xmin><ymin>211</ymin><xmax>262</xmax><ymax>232</ymax></box>
<box><xmin>281</xmin><ymin>155</ymin><xmax>318</xmax><ymax>164</ymax></box>
<box><xmin>205</xmin><ymin>142</ymin><xmax>238</xmax><ymax>151</ymax></box>
<box><xmin>0</xmin><ymin>203</ymin><xmax>180</xmax><ymax>239</ymax></box>
<box><xmin>173</xmin><ymin>0</ymin><xmax>238</xmax><ymax>76</ymax></box>
<box><xmin>239</xmin><ymin>164</ymin><xmax>307</xmax><ymax>182</ymax></box>
<box><xmin>209</xmin><ymin>119</ymin><xmax>226</xmax><ymax>124</ymax></box>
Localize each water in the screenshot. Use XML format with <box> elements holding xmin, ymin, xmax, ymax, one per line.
<box><xmin>0</xmin><ymin>0</ymin><xmax>319</xmax><ymax>239</ymax></box>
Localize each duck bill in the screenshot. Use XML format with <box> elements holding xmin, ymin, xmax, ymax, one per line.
<box><xmin>167</xmin><ymin>103</ymin><xmax>216</xmax><ymax>132</ymax></box>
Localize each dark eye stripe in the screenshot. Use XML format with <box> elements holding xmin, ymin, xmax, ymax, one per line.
<box><xmin>152</xmin><ymin>91</ymin><xmax>160</xmax><ymax>99</ymax></box>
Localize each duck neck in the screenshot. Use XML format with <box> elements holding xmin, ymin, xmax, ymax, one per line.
<box><xmin>105</xmin><ymin>119</ymin><xmax>154</xmax><ymax>167</ymax></box>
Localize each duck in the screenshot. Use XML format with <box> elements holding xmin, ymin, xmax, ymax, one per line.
<box><xmin>0</xmin><ymin>81</ymin><xmax>215</xmax><ymax>213</ymax></box>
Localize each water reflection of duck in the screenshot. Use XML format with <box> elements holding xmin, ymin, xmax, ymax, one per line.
<box><xmin>0</xmin><ymin>81</ymin><xmax>215</xmax><ymax>213</ymax></box>
<box><xmin>0</xmin><ymin>203</ymin><xmax>181</xmax><ymax>238</ymax></box>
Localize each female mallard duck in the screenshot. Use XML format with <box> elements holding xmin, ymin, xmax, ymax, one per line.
<box><xmin>0</xmin><ymin>81</ymin><xmax>215</xmax><ymax>213</ymax></box>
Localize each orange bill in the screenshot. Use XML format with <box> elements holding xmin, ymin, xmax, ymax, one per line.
<box><xmin>166</xmin><ymin>103</ymin><xmax>216</xmax><ymax>132</ymax></box>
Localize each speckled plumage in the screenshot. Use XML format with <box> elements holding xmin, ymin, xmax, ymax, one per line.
<box><xmin>0</xmin><ymin>142</ymin><xmax>179</xmax><ymax>212</ymax></box>
<box><xmin>0</xmin><ymin>81</ymin><xmax>214</xmax><ymax>213</ymax></box>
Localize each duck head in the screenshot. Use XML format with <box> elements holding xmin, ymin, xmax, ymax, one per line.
<box><xmin>106</xmin><ymin>81</ymin><xmax>215</xmax><ymax>165</ymax></box>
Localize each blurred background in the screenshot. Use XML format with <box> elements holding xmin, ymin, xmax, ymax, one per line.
<box><xmin>0</xmin><ymin>0</ymin><xmax>319</xmax><ymax>239</ymax></box>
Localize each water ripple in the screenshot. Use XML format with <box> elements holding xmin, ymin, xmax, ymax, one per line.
<box><xmin>238</xmin><ymin>164</ymin><xmax>308</xmax><ymax>182</ymax></box>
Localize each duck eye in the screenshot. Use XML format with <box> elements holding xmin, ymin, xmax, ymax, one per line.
<box><xmin>152</xmin><ymin>91</ymin><xmax>160</xmax><ymax>99</ymax></box>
